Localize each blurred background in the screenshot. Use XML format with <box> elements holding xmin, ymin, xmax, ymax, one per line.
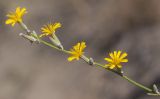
<box><xmin>0</xmin><ymin>0</ymin><xmax>160</xmax><ymax>99</ymax></box>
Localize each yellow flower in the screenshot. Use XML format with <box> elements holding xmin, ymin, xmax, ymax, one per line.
<box><xmin>40</xmin><ymin>22</ymin><xmax>61</xmax><ymax>37</ymax></box>
<box><xmin>6</xmin><ymin>7</ymin><xmax>27</xmax><ymax>26</ymax></box>
<box><xmin>104</xmin><ymin>51</ymin><xmax>128</xmax><ymax>69</ymax></box>
<box><xmin>68</xmin><ymin>42</ymin><xmax>86</xmax><ymax>61</ymax></box>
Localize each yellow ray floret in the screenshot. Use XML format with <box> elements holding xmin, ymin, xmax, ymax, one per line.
<box><xmin>6</xmin><ymin>7</ymin><xmax>27</xmax><ymax>27</ymax></box>
<box><xmin>104</xmin><ymin>51</ymin><xmax>128</xmax><ymax>69</ymax></box>
<box><xmin>68</xmin><ymin>42</ymin><xmax>86</xmax><ymax>61</ymax></box>
<box><xmin>40</xmin><ymin>22</ymin><xmax>61</xmax><ymax>37</ymax></box>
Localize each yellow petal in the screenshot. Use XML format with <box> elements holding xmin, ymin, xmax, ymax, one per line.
<box><xmin>73</xmin><ymin>43</ymin><xmax>80</xmax><ymax>51</ymax></box>
<box><xmin>41</xmin><ymin>27</ymin><xmax>48</xmax><ymax>32</ymax></box>
<box><xmin>117</xmin><ymin>51</ymin><xmax>121</xmax><ymax>58</ymax></box>
<box><xmin>69</xmin><ymin>50</ymin><xmax>77</xmax><ymax>54</ymax></box>
<box><xmin>120</xmin><ymin>53</ymin><xmax>127</xmax><ymax>59</ymax></box>
<box><xmin>67</xmin><ymin>56</ymin><xmax>78</xmax><ymax>61</ymax></box>
<box><xmin>5</xmin><ymin>19</ymin><xmax>14</xmax><ymax>24</ymax></box>
<box><xmin>117</xmin><ymin>65</ymin><xmax>122</xmax><ymax>68</ymax></box>
<box><xmin>114</xmin><ymin>51</ymin><xmax>117</xmax><ymax>58</ymax></box>
<box><xmin>79</xmin><ymin>42</ymin><xmax>86</xmax><ymax>52</ymax></box>
<box><xmin>121</xmin><ymin>59</ymin><xmax>128</xmax><ymax>62</ymax></box>
<box><xmin>109</xmin><ymin>64</ymin><xmax>115</xmax><ymax>69</ymax></box>
<box><xmin>11</xmin><ymin>22</ymin><xmax>16</xmax><ymax>27</ymax></box>
<box><xmin>16</xmin><ymin>7</ymin><xmax>21</xmax><ymax>14</ymax></box>
<box><xmin>39</xmin><ymin>34</ymin><xmax>46</xmax><ymax>38</ymax></box>
<box><xmin>109</xmin><ymin>53</ymin><xmax>114</xmax><ymax>59</ymax></box>
<box><xmin>6</xmin><ymin>13</ymin><xmax>15</xmax><ymax>18</ymax></box>
<box><xmin>40</xmin><ymin>23</ymin><xmax>61</xmax><ymax>37</ymax></box>
<box><xmin>104</xmin><ymin>58</ymin><xmax>113</xmax><ymax>63</ymax></box>
<box><xmin>20</xmin><ymin>8</ymin><xmax>27</xmax><ymax>16</ymax></box>
<box><xmin>67</xmin><ymin>42</ymin><xmax>86</xmax><ymax>62</ymax></box>
<box><xmin>54</xmin><ymin>23</ymin><xmax>61</xmax><ymax>29</ymax></box>
<box><xmin>41</xmin><ymin>28</ymin><xmax>51</xmax><ymax>34</ymax></box>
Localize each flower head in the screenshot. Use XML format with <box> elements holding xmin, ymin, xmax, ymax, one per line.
<box><xmin>104</xmin><ymin>51</ymin><xmax>128</xmax><ymax>69</ymax></box>
<box><xmin>68</xmin><ymin>42</ymin><xmax>86</xmax><ymax>61</ymax></box>
<box><xmin>6</xmin><ymin>7</ymin><xmax>27</xmax><ymax>26</ymax></box>
<box><xmin>40</xmin><ymin>22</ymin><xmax>61</xmax><ymax>37</ymax></box>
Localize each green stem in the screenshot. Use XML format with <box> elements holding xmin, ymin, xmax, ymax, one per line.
<box><xmin>123</xmin><ymin>75</ymin><xmax>152</xmax><ymax>92</ymax></box>
<box><xmin>38</xmin><ymin>40</ymin><xmax>155</xmax><ymax>94</ymax></box>
<box><xmin>19</xmin><ymin>22</ymin><xmax>30</xmax><ymax>34</ymax></box>
<box><xmin>40</xmin><ymin>40</ymin><xmax>155</xmax><ymax>94</ymax></box>
<box><xmin>39</xmin><ymin>39</ymin><xmax>70</xmax><ymax>54</ymax></box>
<box><xmin>94</xmin><ymin>62</ymin><xmax>153</xmax><ymax>93</ymax></box>
<box><xmin>18</xmin><ymin>22</ymin><xmax>159</xmax><ymax>95</ymax></box>
<box><xmin>94</xmin><ymin>62</ymin><xmax>123</xmax><ymax>75</ymax></box>
<box><xmin>18</xmin><ymin>22</ymin><xmax>70</xmax><ymax>54</ymax></box>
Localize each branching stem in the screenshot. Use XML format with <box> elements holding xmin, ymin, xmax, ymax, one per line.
<box><xmin>18</xmin><ymin>22</ymin><xmax>160</xmax><ymax>96</ymax></box>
